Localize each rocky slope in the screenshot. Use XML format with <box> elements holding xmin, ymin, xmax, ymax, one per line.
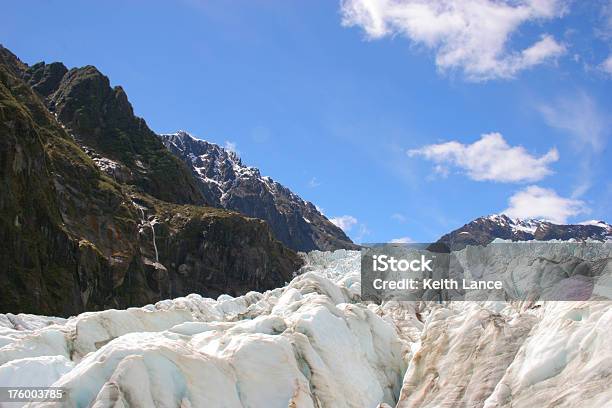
<box><xmin>0</xmin><ymin>247</ymin><xmax>610</xmax><ymax>407</ymax></box>
<box><xmin>0</xmin><ymin>45</ymin><xmax>302</xmax><ymax>316</ymax></box>
<box><xmin>160</xmin><ymin>131</ymin><xmax>358</xmax><ymax>252</ymax></box>
<box><xmin>24</xmin><ymin>61</ymin><xmax>204</xmax><ymax>205</ymax></box>
<box><xmin>437</xmin><ymin>214</ymin><xmax>612</xmax><ymax>250</ymax></box>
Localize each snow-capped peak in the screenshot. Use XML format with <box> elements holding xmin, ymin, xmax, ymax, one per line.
<box><xmin>158</xmin><ymin>131</ymin><xmax>357</xmax><ymax>251</ymax></box>
<box><xmin>483</xmin><ymin>214</ymin><xmax>548</xmax><ymax>233</ymax></box>
<box><xmin>164</xmin><ymin>129</ymin><xmax>197</xmax><ymax>140</ymax></box>
<box><xmin>439</xmin><ymin>214</ymin><xmax>612</xmax><ymax>249</ymax></box>
<box><xmin>579</xmin><ymin>220</ymin><xmax>612</xmax><ymax>231</ymax></box>
<box><xmin>490</xmin><ymin>215</ymin><xmax>611</xmax><ymax>237</ymax></box>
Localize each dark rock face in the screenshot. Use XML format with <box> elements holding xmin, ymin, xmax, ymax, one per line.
<box><xmin>0</xmin><ymin>50</ymin><xmax>132</xmax><ymax>315</ymax></box>
<box><xmin>0</xmin><ymin>45</ymin><xmax>302</xmax><ymax>316</ymax></box>
<box><xmin>138</xmin><ymin>198</ymin><xmax>301</xmax><ymax>299</ymax></box>
<box><xmin>160</xmin><ymin>131</ymin><xmax>359</xmax><ymax>252</ymax></box>
<box><xmin>0</xmin><ymin>46</ymin><xmax>27</xmax><ymax>77</ymax></box>
<box><xmin>23</xmin><ymin>61</ymin><xmax>68</xmax><ymax>97</ymax></box>
<box><xmin>437</xmin><ymin>214</ymin><xmax>612</xmax><ymax>250</ymax></box>
<box><xmin>19</xmin><ymin>57</ymin><xmax>205</xmax><ymax>206</ymax></box>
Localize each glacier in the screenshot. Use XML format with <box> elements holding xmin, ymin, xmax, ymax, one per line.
<box><xmin>0</xmin><ymin>248</ymin><xmax>611</xmax><ymax>407</ymax></box>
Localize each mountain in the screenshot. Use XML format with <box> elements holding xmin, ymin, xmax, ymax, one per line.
<box><xmin>437</xmin><ymin>214</ymin><xmax>612</xmax><ymax>250</ymax></box>
<box><xmin>24</xmin><ymin>61</ymin><xmax>205</xmax><ymax>205</ymax></box>
<box><xmin>159</xmin><ymin>131</ymin><xmax>358</xmax><ymax>252</ymax></box>
<box><xmin>0</xmin><ymin>45</ymin><xmax>302</xmax><ymax>316</ymax></box>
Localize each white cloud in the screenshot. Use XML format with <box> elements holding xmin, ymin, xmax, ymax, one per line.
<box><xmin>355</xmin><ymin>223</ymin><xmax>371</xmax><ymax>242</ymax></box>
<box><xmin>520</xmin><ymin>35</ymin><xmax>566</xmax><ymax>67</ymax></box>
<box><xmin>330</xmin><ymin>215</ymin><xmax>358</xmax><ymax>231</ymax></box>
<box><xmin>538</xmin><ymin>91</ymin><xmax>608</xmax><ymax>153</ymax></box>
<box><xmin>538</xmin><ymin>92</ymin><xmax>609</xmax><ymax>197</ymax></box>
<box><xmin>391</xmin><ymin>213</ymin><xmax>408</xmax><ymax>223</ymax></box>
<box><xmin>408</xmin><ymin>132</ymin><xmax>558</xmax><ymax>182</ymax></box>
<box><xmin>223</xmin><ymin>141</ymin><xmax>239</xmax><ymax>154</ymax></box>
<box><xmin>433</xmin><ymin>164</ymin><xmax>450</xmax><ymax>177</ymax></box>
<box><xmin>340</xmin><ymin>0</ymin><xmax>567</xmax><ymax>80</ymax></box>
<box><xmin>308</xmin><ymin>177</ymin><xmax>322</xmax><ymax>188</ymax></box>
<box><xmin>578</xmin><ymin>220</ymin><xmax>610</xmax><ymax>228</ymax></box>
<box><xmin>599</xmin><ymin>0</ymin><xmax>612</xmax><ymax>38</ymax></box>
<box><xmin>390</xmin><ymin>236</ymin><xmax>414</xmax><ymax>243</ymax></box>
<box><xmin>502</xmin><ymin>185</ymin><xmax>588</xmax><ymax>224</ymax></box>
<box><xmin>601</xmin><ymin>55</ymin><xmax>612</xmax><ymax>75</ymax></box>
<box><xmin>330</xmin><ymin>215</ymin><xmax>370</xmax><ymax>242</ymax></box>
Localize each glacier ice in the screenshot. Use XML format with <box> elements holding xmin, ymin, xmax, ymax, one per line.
<box><xmin>0</xmin><ymin>247</ymin><xmax>610</xmax><ymax>407</ymax></box>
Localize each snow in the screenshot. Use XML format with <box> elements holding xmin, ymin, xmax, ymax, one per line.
<box><xmin>159</xmin><ymin>131</ymin><xmax>326</xmax><ymax>227</ymax></box>
<box><xmin>484</xmin><ymin>214</ymin><xmax>543</xmax><ymax>234</ymax></box>
<box><xmin>0</xmin><ymin>251</ymin><xmax>404</xmax><ymax>407</ymax></box>
<box><xmin>1</xmin><ymin>247</ymin><xmax>611</xmax><ymax>407</ymax></box>
<box><xmin>579</xmin><ymin>220</ymin><xmax>611</xmax><ymax>229</ymax></box>
<box><xmin>0</xmin><ymin>355</ymin><xmax>73</xmax><ymax>389</ymax></box>
<box><xmin>0</xmin><ymin>314</ymin><xmax>66</xmax><ymax>331</ymax></box>
<box><xmin>91</xmin><ymin>156</ymin><xmax>121</xmax><ymax>173</ymax></box>
<box><xmin>579</xmin><ymin>220</ymin><xmax>612</xmax><ymax>238</ymax></box>
<box><xmin>510</xmin><ymin>218</ymin><xmax>541</xmax><ymax>234</ymax></box>
<box><xmin>481</xmin><ymin>216</ymin><xmax>612</xmax><ymax>241</ymax></box>
<box><xmin>483</xmin><ymin>301</ymin><xmax>612</xmax><ymax>408</ymax></box>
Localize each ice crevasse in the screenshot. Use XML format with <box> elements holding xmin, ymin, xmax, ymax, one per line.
<box><xmin>0</xmin><ymin>248</ymin><xmax>610</xmax><ymax>408</ymax></box>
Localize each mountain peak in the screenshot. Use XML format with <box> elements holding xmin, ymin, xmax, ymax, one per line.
<box><xmin>159</xmin><ymin>131</ymin><xmax>358</xmax><ymax>252</ymax></box>
<box><xmin>169</xmin><ymin>130</ymin><xmax>197</xmax><ymax>139</ymax></box>
<box><xmin>438</xmin><ymin>214</ymin><xmax>611</xmax><ymax>250</ymax></box>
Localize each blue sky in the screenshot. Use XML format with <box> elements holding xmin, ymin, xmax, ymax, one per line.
<box><xmin>3</xmin><ymin>0</ymin><xmax>611</xmax><ymax>243</ymax></box>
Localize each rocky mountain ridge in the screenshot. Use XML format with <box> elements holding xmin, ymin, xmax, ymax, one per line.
<box><xmin>0</xmin><ymin>45</ymin><xmax>302</xmax><ymax>316</ymax></box>
<box><xmin>437</xmin><ymin>214</ymin><xmax>612</xmax><ymax>250</ymax></box>
<box><xmin>160</xmin><ymin>131</ymin><xmax>358</xmax><ymax>252</ymax></box>
<box><xmin>25</xmin><ymin>61</ymin><xmax>205</xmax><ymax>205</ymax></box>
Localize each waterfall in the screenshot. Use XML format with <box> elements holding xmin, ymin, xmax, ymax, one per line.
<box><xmin>151</xmin><ymin>221</ymin><xmax>159</xmax><ymax>263</ymax></box>
<box><xmin>136</xmin><ymin>204</ymin><xmax>159</xmax><ymax>263</ymax></box>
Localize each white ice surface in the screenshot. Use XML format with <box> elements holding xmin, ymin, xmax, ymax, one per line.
<box><xmin>0</xmin><ymin>248</ymin><xmax>610</xmax><ymax>408</ymax></box>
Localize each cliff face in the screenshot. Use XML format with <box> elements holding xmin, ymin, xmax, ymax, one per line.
<box><xmin>0</xmin><ymin>45</ymin><xmax>302</xmax><ymax>316</ymax></box>
<box><xmin>137</xmin><ymin>197</ymin><xmax>299</xmax><ymax>299</ymax></box>
<box><xmin>160</xmin><ymin>131</ymin><xmax>359</xmax><ymax>252</ymax></box>
<box><xmin>25</xmin><ymin>61</ymin><xmax>204</xmax><ymax>205</ymax></box>
<box><xmin>1</xmin><ymin>49</ymin><xmax>127</xmax><ymax>315</ymax></box>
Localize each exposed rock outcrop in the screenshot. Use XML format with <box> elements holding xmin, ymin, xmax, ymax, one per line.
<box><xmin>160</xmin><ymin>131</ymin><xmax>358</xmax><ymax>252</ymax></box>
